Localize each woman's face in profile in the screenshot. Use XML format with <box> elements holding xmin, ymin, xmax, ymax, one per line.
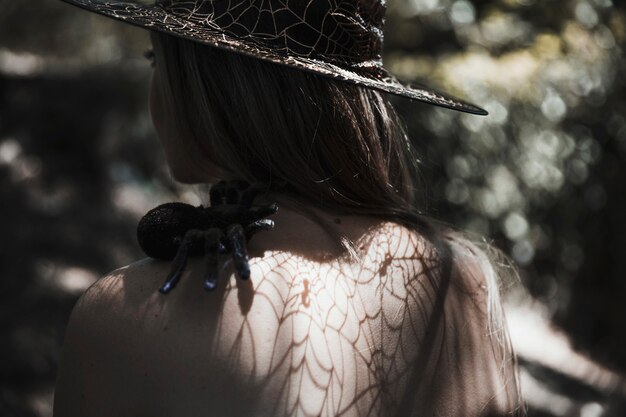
<box><xmin>149</xmin><ymin>60</ymin><xmax>200</xmax><ymax>183</ymax></box>
<box><xmin>148</xmin><ymin>45</ymin><xmax>218</xmax><ymax>184</ymax></box>
<box><xmin>150</xmin><ymin>58</ymin><xmax>191</xmax><ymax>182</ymax></box>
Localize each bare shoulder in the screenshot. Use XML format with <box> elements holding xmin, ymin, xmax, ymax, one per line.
<box><xmin>57</xmin><ymin>258</ymin><xmax>168</xmax><ymax>339</ymax></box>
<box><xmin>432</xmin><ymin>232</ymin><xmax>524</xmax><ymax>416</ymax></box>
<box><xmin>54</xmin><ymin>221</ymin><xmax>523</xmax><ymax>417</ymax></box>
<box><xmin>53</xmin><ymin>258</ymin><xmax>171</xmax><ymax>417</ymax></box>
<box><xmin>56</xmin><ymin>256</ymin><xmax>222</xmax><ymax>346</ymax></box>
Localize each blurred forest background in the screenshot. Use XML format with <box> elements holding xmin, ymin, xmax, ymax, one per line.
<box><xmin>1</xmin><ymin>0</ymin><xmax>625</xmax><ymax>415</ymax></box>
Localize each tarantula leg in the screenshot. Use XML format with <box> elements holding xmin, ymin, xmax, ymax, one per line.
<box><xmin>226</xmin><ymin>224</ymin><xmax>251</xmax><ymax>280</ymax></box>
<box><xmin>203</xmin><ymin>228</ymin><xmax>223</xmax><ymax>291</ymax></box>
<box><xmin>248</xmin><ymin>203</ymin><xmax>279</xmax><ymax>219</ymax></box>
<box><xmin>245</xmin><ymin>219</ymin><xmax>275</xmax><ymax>240</ymax></box>
<box><xmin>159</xmin><ymin>229</ymin><xmax>202</xmax><ymax>294</ymax></box>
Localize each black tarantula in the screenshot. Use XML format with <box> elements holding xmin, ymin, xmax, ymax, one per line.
<box><xmin>136</xmin><ymin>181</ymin><xmax>278</xmax><ymax>293</ymax></box>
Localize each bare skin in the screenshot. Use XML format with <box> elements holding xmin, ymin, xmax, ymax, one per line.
<box><xmin>54</xmin><ymin>42</ymin><xmax>522</xmax><ymax>416</ymax></box>
<box><xmin>53</xmin><ymin>200</ymin><xmax>521</xmax><ymax>417</ymax></box>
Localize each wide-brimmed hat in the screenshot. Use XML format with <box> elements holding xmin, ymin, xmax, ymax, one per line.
<box><xmin>60</xmin><ymin>0</ymin><xmax>487</xmax><ymax>115</ymax></box>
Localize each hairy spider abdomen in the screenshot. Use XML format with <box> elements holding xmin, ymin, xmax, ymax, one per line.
<box><xmin>136</xmin><ymin>180</ymin><xmax>279</xmax><ymax>293</ymax></box>
<box><xmin>137</xmin><ymin>202</ymin><xmax>207</xmax><ymax>260</ymax></box>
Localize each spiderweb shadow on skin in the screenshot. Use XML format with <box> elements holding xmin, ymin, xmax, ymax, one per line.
<box><xmin>206</xmin><ymin>223</ymin><xmax>524</xmax><ymax>417</ymax></box>
<box><xmin>204</xmin><ymin>223</ymin><xmax>446</xmax><ymax>416</ymax></box>
<box><xmin>82</xmin><ymin>219</ymin><xmax>522</xmax><ymax>416</ymax></box>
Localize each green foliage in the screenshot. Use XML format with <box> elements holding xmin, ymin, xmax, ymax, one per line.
<box><xmin>385</xmin><ymin>0</ymin><xmax>626</xmax><ymax>372</ymax></box>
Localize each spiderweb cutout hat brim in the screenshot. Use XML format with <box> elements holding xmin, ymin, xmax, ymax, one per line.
<box><xmin>60</xmin><ymin>0</ymin><xmax>488</xmax><ymax>115</ymax></box>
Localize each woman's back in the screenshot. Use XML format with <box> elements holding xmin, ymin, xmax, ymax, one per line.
<box><xmin>53</xmin><ymin>2</ymin><xmax>524</xmax><ymax>414</ymax></box>
<box><xmin>54</xmin><ymin>204</ymin><xmax>521</xmax><ymax>417</ymax></box>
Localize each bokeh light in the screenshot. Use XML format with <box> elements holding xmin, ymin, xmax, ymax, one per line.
<box><xmin>1</xmin><ymin>0</ymin><xmax>625</xmax><ymax>415</ymax></box>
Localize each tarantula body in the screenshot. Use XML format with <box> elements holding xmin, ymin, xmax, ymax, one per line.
<box><xmin>136</xmin><ymin>181</ymin><xmax>278</xmax><ymax>294</ymax></box>
<box><xmin>137</xmin><ymin>202</ymin><xmax>276</xmax><ymax>260</ymax></box>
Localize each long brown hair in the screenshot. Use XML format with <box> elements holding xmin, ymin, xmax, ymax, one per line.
<box><xmin>151</xmin><ymin>30</ymin><xmax>524</xmax><ymax>414</ymax></box>
<box><xmin>151</xmin><ymin>24</ymin><xmax>512</xmax><ymax>343</ymax></box>
<box><xmin>151</xmin><ymin>31</ymin><xmax>423</xmax><ymax>219</ymax></box>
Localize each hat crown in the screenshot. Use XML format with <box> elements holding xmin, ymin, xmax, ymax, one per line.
<box><xmin>157</xmin><ymin>0</ymin><xmax>386</xmax><ymax>68</ymax></box>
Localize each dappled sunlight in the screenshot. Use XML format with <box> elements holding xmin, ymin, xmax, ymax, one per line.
<box><xmin>506</xmin><ymin>294</ymin><xmax>626</xmax><ymax>416</ymax></box>
<box><xmin>384</xmin><ymin>1</ymin><xmax>626</xmax><ymax>414</ymax></box>
<box><xmin>60</xmin><ymin>221</ymin><xmax>520</xmax><ymax>416</ymax></box>
<box><xmin>36</xmin><ymin>263</ymin><xmax>99</xmax><ymax>295</ymax></box>
<box><xmin>1</xmin><ymin>0</ymin><xmax>625</xmax><ymax>415</ymax></box>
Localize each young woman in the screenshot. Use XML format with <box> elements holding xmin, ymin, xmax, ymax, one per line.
<box><xmin>54</xmin><ymin>0</ymin><xmax>524</xmax><ymax>415</ymax></box>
